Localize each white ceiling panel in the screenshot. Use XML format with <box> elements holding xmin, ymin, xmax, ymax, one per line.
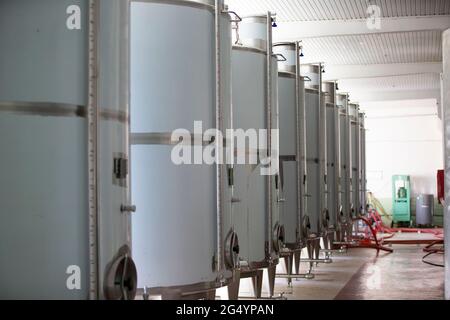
<box><xmin>338</xmin><ymin>73</ymin><xmax>441</xmax><ymax>91</ymax></box>
<box><xmin>300</xmin><ymin>30</ymin><xmax>442</xmax><ymax>65</ymax></box>
<box><xmin>226</xmin><ymin>0</ymin><xmax>450</xmax><ymax>22</ymax></box>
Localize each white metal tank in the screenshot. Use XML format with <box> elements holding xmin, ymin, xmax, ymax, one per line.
<box><xmin>0</xmin><ymin>0</ymin><xmax>135</xmax><ymax>300</ymax></box>
<box><xmin>349</xmin><ymin>103</ymin><xmax>360</xmax><ymax>218</ymax></box>
<box><xmin>323</xmin><ymin>82</ymin><xmax>340</xmax><ymax>231</ymax></box>
<box><xmin>273</xmin><ymin>42</ymin><xmax>307</xmax><ymax>249</ymax></box>
<box><xmin>337</xmin><ymin>94</ymin><xmax>351</xmax><ymax>226</ymax></box>
<box><xmin>130</xmin><ymin>0</ymin><xmax>237</xmax><ymax>295</ymax></box>
<box><xmin>359</xmin><ymin>112</ymin><xmax>367</xmax><ymax>215</ymax></box>
<box><xmin>301</xmin><ymin>64</ymin><xmax>326</xmax><ymax>236</ymax></box>
<box><xmin>232</xmin><ymin>14</ymin><xmax>281</xmax><ymax>268</ymax></box>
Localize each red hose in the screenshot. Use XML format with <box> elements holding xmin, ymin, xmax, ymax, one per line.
<box><xmin>348</xmin><ymin>216</ymin><xmax>393</xmax><ymax>253</ymax></box>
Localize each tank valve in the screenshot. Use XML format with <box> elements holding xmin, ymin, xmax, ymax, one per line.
<box><xmin>104</xmin><ymin>246</ymin><xmax>137</xmax><ymax>300</ymax></box>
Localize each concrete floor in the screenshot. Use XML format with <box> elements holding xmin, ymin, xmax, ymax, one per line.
<box><xmin>217</xmin><ymin>234</ymin><xmax>444</xmax><ymax>300</ymax></box>
<box><xmin>275</xmin><ymin>244</ymin><xmax>445</xmax><ymax>300</ymax></box>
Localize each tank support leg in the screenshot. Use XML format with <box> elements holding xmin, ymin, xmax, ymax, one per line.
<box><xmin>267</xmin><ymin>265</ymin><xmax>277</xmax><ymax>297</ymax></box>
<box><xmin>283</xmin><ymin>254</ymin><xmax>293</xmax><ymax>286</ymax></box>
<box><xmin>307</xmin><ymin>240</ymin><xmax>314</xmax><ymax>272</ymax></box>
<box><xmin>251</xmin><ymin>270</ymin><xmax>263</xmax><ymax>299</ymax></box>
<box><xmin>314</xmin><ymin>238</ymin><xmax>321</xmax><ymax>264</ymax></box>
<box><xmin>294</xmin><ymin>250</ymin><xmax>301</xmax><ymax>275</ymax></box>
<box><xmin>205</xmin><ymin>290</ymin><xmax>216</xmax><ymax>300</ymax></box>
<box><xmin>227</xmin><ymin>270</ymin><xmax>241</xmax><ymax>300</ymax></box>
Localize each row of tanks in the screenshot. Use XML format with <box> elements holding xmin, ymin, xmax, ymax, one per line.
<box><xmin>0</xmin><ymin>0</ymin><xmax>367</xmax><ymax>299</ymax></box>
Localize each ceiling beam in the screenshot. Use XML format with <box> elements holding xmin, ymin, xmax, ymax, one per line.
<box><xmin>348</xmin><ymin>89</ymin><xmax>441</xmax><ymax>103</ymax></box>
<box><xmin>274</xmin><ymin>15</ymin><xmax>450</xmax><ymax>41</ymax></box>
<box><xmin>322</xmin><ymin>62</ymin><xmax>443</xmax><ymax>80</ymax></box>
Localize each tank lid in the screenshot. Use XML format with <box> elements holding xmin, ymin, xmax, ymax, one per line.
<box><xmin>236</xmin><ymin>13</ymin><xmax>272</xmax><ymax>52</ymax></box>
<box><xmin>301</xmin><ymin>64</ymin><xmax>322</xmax><ymax>90</ymax></box>
<box><xmin>322</xmin><ymin>81</ymin><xmax>337</xmax><ymax>105</ymax></box>
<box><xmin>273</xmin><ymin>42</ymin><xmax>298</xmax><ymax>74</ymax></box>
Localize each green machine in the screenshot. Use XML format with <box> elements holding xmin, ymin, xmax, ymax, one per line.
<box><xmin>392</xmin><ymin>175</ymin><xmax>411</xmax><ymax>225</ymax></box>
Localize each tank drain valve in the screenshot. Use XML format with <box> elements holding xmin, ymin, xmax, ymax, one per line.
<box><xmin>121</xmin><ymin>204</ymin><xmax>137</xmax><ymax>213</ymax></box>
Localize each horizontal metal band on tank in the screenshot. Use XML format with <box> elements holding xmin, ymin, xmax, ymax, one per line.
<box><xmin>0</xmin><ymin>101</ymin><xmax>129</xmax><ymax>123</ymax></box>
<box><xmin>99</xmin><ymin>109</ymin><xmax>129</xmax><ymax>124</ymax></box>
<box><xmin>305</xmin><ymin>88</ymin><xmax>319</xmax><ymax>94</ymax></box>
<box><xmin>0</xmin><ymin>101</ymin><xmax>86</xmax><ymax>118</ymax></box>
<box><xmin>278</xmin><ymin>66</ymin><xmax>296</xmax><ymax>74</ymax></box>
<box><xmin>280</xmin><ymin>155</ymin><xmax>297</xmax><ymax>162</ymax></box>
<box><xmin>240</xmin><ymin>39</ymin><xmax>268</xmax><ymax>52</ymax></box>
<box><xmin>278</xmin><ymin>71</ymin><xmax>297</xmax><ymax>79</ymax></box>
<box><xmin>130</xmin><ymin>0</ymin><xmax>215</xmax><ymax>11</ymax></box>
<box><xmin>232</xmin><ymin>45</ymin><xmax>267</xmax><ymax>55</ymax></box>
<box><xmin>131</xmin><ymin>132</ymin><xmax>215</xmax><ymax>146</ymax></box>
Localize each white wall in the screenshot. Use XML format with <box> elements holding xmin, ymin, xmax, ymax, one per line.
<box><xmin>361</xmin><ymin>99</ymin><xmax>443</xmax><ymax>200</ymax></box>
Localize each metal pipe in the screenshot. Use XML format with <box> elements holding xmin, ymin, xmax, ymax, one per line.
<box><xmin>87</xmin><ymin>0</ymin><xmax>99</xmax><ymax>300</ymax></box>
<box><xmin>215</xmin><ymin>0</ymin><xmax>224</xmax><ymax>276</ymax></box>
<box><xmin>276</xmin><ymin>274</ymin><xmax>315</xmax><ymax>280</ymax></box>
<box><xmin>320</xmin><ymin>248</ymin><xmax>346</xmax><ymax>254</ymax></box>
<box><xmin>266</xmin><ymin>11</ymin><xmax>273</xmax><ymax>260</ymax></box>
<box><xmin>301</xmin><ymin>258</ymin><xmax>333</xmax><ymax>263</ymax></box>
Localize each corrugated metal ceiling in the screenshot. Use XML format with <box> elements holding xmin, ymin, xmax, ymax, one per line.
<box><xmin>338</xmin><ymin>72</ymin><xmax>441</xmax><ymax>91</ymax></box>
<box><xmin>226</xmin><ymin>0</ymin><xmax>450</xmax><ymax>22</ymax></box>
<box><xmin>300</xmin><ymin>30</ymin><xmax>442</xmax><ymax>65</ymax></box>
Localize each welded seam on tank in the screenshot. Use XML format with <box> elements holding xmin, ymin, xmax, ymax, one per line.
<box><xmin>99</xmin><ymin>109</ymin><xmax>129</xmax><ymax>124</ymax></box>
<box><xmin>305</xmin><ymin>88</ymin><xmax>319</xmax><ymax>94</ymax></box>
<box><xmin>278</xmin><ymin>71</ymin><xmax>296</xmax><ymax>78</ymax></box>
<box><xmin>0</xmin><ymin>102</ymin><xmax>129</xmax><ymax>123</ymax></box>
<box><xmin>232</xmin><ymin>45</ymin><xmax>267</xmax><ymax>55</ymax></box>
<box><xmin>130</xmin><ymin>0</ymin><xmax>214</xmax><ymax>11</ymax></box>
<box><xmin>0</xmin><ymin>101</ymin><xmax>86</xmax><ymax>118</ymax></box>
<box><xmin>130</xmin><ymin>132</ymin><xmax>214</xmax><ymax>146</ymax></box>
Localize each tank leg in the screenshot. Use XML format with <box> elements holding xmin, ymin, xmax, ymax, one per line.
<box><xmin>283</xmin><ymin>255</ymin><xmax>293</xmax><ymax>286</ymax></box>
<box><xmin>251</xmin><ymin>270</ymin><xmax>263</xmax><ymax>299</ymax></box>
<box><xmin>205</xmin><ymin>290</ymin><xmax>216</xmax><ymax>300</ymax></box>
<box><xmin>227</xmin><ymin>270</ymin><xmax>241</xmax><ymax>300</ymax></box>
<box><xmin>324</xmin><ymin>233</ymin><xmax>330</xmax><ymax>251</ymax></box>
<box><xmin>267</xmin><ymin>265</ymin><xmax>277</xmax><ymax>298</ymax></box>
<box><xmin>294</xmin><ymin>250</ymin><xmax>301</xmax><ymax>275</ymax></box>
<box><xmin>314</xmin><ymin>238</ymin><xmax>321</xmax><ymax>264</ymax></box>
<box><xmin>307</xmin><ymin>240</ymin><xmax>314</xmax><ymax>272</ymax></box>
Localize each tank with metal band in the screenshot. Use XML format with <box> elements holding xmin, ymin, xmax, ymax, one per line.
<box><xmin>322</xmin><ymin>81</ymin><xmax>341</xmax><ymax>253</ymax></box>
<box><xmin>228</xmin><ymin>12</ymin><xmax>280</xmax><ymax>299</ymax></box>
<box><xmin>0</xmin><ymin>0</ymin><xmax>136</xmax><ymax>300</ymax></box>
<box><xmin>272</xmin><ymin>41</ymin><xmax>312</xmax><ymax>280</ymax></box>
<box><xmin>336</xmin><ymin>93</ymin><xmax>352</xmax><ymax>242</ymax></box>
<box><xmin>301</xmin><ymin>64</ymin><xmax>324</xmax><ymax>237</ymax></box>
<box><xmin>349</xmin><ymin>103</ymin><xmax>361</xmax><ymax>220</ymax></box>
<box><xmin>130</xmin><ymin>0</ymin><xmax>237</xmax><ymax>299</ymax></box>
<box><xmin>300</xmin><ymin>63</ymin><xmax>333</xmax><ymax>264</ymax></box>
